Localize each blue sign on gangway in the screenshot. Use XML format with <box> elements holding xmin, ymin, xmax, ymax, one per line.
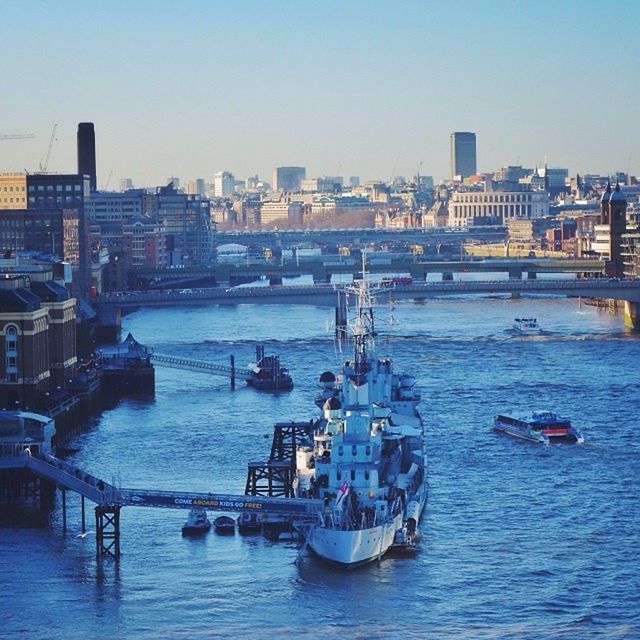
<box><xmin>119</xmin><ymin>490</ymin><xmax>321</xmax><ymax>515</ymax></box>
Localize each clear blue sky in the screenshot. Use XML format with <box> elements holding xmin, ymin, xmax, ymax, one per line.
<box><xmin>1</xmin><ymin>0</ymin><xmax>638</xmax><ymax>186</ymax></box>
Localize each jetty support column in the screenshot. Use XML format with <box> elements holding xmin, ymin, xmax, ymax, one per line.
<box><xmin>230</xmin><ymin>355</ymin><xmax>236</xmax><ymax>389</ymax></box>
<box><xmin>95</xmin><ymin>505</ymin><xmax>121</xmax><ymax>559</ymax></box>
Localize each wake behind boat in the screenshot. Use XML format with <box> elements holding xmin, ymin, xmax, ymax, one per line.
<box><xmin>295</xmin><ymin>276</ymin><xmax>427</xmax><ymax>567</ymax></box>
<box><xmin>494</xmin><ymin>411</ymin><xmax>584</xmax><ymax>444</ymax></box>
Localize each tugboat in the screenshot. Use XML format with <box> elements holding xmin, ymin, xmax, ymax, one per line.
<box><xmin>494</xmin><ymin>411</ymin><xmax>584</xmax><ymax>444</ymax></box>
<box><xmin>245</xmin><ymin>345</ymin><xmax>293</xmax><ymax>391</ymax></box>
<box><xmin>181</xmin><ymin>507</ymin><xmax>211</xmax><ymax>536</ymax></box>
<box><xmin>295</xmin><ymin>276</ymin><xmax>427</xmax><ymax>567</ymax></box>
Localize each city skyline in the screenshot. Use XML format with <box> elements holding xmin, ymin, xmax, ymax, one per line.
<box><xmin>1</xmin><ymin>0</ymin><xmax>639</xmax><ymax>186</ymax></box>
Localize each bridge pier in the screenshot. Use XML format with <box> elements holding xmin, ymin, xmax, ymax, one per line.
<box><xmin>312</xmin><ymin>268</ymin><xmax>331</xmax><ymax>284</ymax></box>
<box><xmin>508</xmin><ymin>268</ymin><xmax>523</xmax><ymax>280</ymax></box>
<box><xmin>95</xmin><ymin>505</ymin><xmax>121</xmax><ymax>559</ymax></box>
<box><xmin>268</xmin><ymin>276</ymin><xmax>283</xmax><ymax>286</ymax></box>
<box><xmin>624</xmin><ymin>301</ymin><xmax>640</xmax><ymax>330</ymax></box>
<box><xmin>442</xmin><ymin>272</ymin><xmax>454</xmax><ymax>282</ymax></box>
<box><xmin>527</xmin><ymin>271</ymin><xmax>537</xmax><ymax>280</ymax></box>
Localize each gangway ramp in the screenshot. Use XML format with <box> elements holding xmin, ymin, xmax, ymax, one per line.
<box><xmin>26</xmin><ymin>453</ymin><xmax>117</xmax><ymax>505</ymax></box>
<box><xmin>152</xmin><ymin>353</ymin><xmax>237</xmax><ymax>379</ymax></box>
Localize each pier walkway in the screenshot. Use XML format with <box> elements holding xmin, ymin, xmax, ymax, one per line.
<box><xmin>151</xmin><ymin>353</ymin><xmax>236</xmax><ymax>379</ymax></box>
<box><xmin>3</xmin><ymin>451</ymin><xmax>321</xmax><ymax>557</ymax></box>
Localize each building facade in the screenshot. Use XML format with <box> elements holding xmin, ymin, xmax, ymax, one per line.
<box><xmin>0</xmin><ymin>173</ymin><xmax>27</xmax><ymax>209</ymax></box>
<box><xmin>273</xmin><ymin>166</ymin><xmax>306</xmax><ymax>192</ymax></box>
<box><xmin>214</xmin><ymin>172</ymin><xmax>235</xmax><ymax>198</ymax></box>
<box><xmin>449</xmin><ymin>186</ymin><xmax>548</xmax><ymax>227</ymax></box>
<box><xmin>450</xmin><ymin>132</ymin><xmax>477</xmax><ymax>180</ymax></box>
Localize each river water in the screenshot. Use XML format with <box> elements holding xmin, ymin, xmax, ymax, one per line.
<box><xmin>1</xmin><ymin>292</ymin><xmax>639</xmax><ymax>639</ymax></box>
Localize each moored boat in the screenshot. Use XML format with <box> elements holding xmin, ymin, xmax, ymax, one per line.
<box><xmin>246</xmin><ymin>345</ymin><xmax>293</xmax><ymax>391</ymax></box>
<box><xmin>493</xmin><ymin>411</ymin><xmax>584</xmax><ymax>444</ymax></box>
<box><xmin>213</xmin><ymin>515</ymin><xmax>236</xmax><ymax>534</ymax></box>
<box><xmin>295</xmin><ymin>276</ymin><xmax>427</xmax><ymax>567</ymax></box>
<box><xmin>181</xmin><ymin>507</ymin><xmax>211</xmax><ymax>536</ymax></box>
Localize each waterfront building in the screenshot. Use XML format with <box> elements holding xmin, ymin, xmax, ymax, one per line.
<box><xmin>214</xmin><ymin>172</ymin><xmax>235</xmax><ymax>198</ymax></box>
<box><xmin>594</xmin><ymin>183</ymin><xmax>627</xmax><ymax>277</ymax></box>
<box><xmin>450</xmin><ymin>131</ymin><xmax>477</xmax><ymax>180</ymax></box>
<box><xmin>122</xmin><ymin>219</ymin><xmax>167</xmax><ymax>269</ymax></box>
<box><xmin>0</xmin><ymin>173</ymin><xmax>27</xmax><ymax>209</ymax></box>
<box><xmin>0</xmin><ymin>272</ymin><xmax>76</xmax><ymax>409</ymax></box>
<box><xmin>149</xmin><ymin>183</ymin><xmax>214</xmax><ymax>266</ymax></box>
<box><xmin>449</xmin><ymin>184</ymin><xmax>548</xmax><ymax>227</ymax></box>
<box><xmin>77</xmin><ymin>123</ymin><xmax>97</xmax><ymax>192</ymax></box>
<box><xmin>273</xmin><ymin>166</ymin><xmax>306</xmax><ymax>192</ymax></box>
<box><xmin>0</xmin><ymin>209</ymin><xmax>81</xmax><ymax>265</ymax></box>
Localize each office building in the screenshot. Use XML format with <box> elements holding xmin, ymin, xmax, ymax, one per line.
<box><xmin>214</xmin><ymin>172</ymin><xmax>235</xmax><ymax>198</ymax></box>
<box><xmin>186</xmin><ymin>178</ymin><xmax>206</xmax><ymax>196</ymax></box>
<box><xmin>77</xmin><ymin>122</ymin><xmax>97</xmax><ymax>192</ymax></box>
<box><xmin>0</xmin><ymin>173</ymin><xmax>27</xmax><ymax>209</ymax></box>
<box><xmin>273</xmin><ymin>166</ymin><xmax>306</xmax><ymax>192</ymax></box>
<box><xmin>86</xmin><ymin>190</ymin><xmax>145</xmax><ymax>250</ymax></box>
<box><xmin>450</xmin><ymin>132</ymin><xmax>477</xmax><ymax>180</ymax></box>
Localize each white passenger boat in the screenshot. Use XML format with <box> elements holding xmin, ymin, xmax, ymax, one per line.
<box><xmin>493</xmin><ymin>411</ymin><xmax>584</xmax><ymax>445</ymax></box>
<box><xmin>181</xmin><ymin>507</ymin><xmax>211</xmax><ymax>536</ymax></box>
<box><xmin>512</xmin><ymin>317</ymin><xmax>541</xmax><ymax>334</ymax></box>
<box><xmin>296</xmin><ymin>277</ymin><xmax>427</xmax><ymax>567</ymax></box>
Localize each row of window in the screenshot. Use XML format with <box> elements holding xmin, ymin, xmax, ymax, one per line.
<box><xmin>5</xmin><ymin>326</ymin><xmax>18</xmax><ymax>383</ymax></box>
<box><xmin>28</xmin><ymin>184</ymin><xmax>81</xmax><ymax>192</ymax></box>
<box><xmin>455</xmin><ymin>193</ymin><xmax>539</xmax><ymax>204</ymax></box>
<box><xmin>1</xmin><ymin>185</ymin><xmax>25</xmax><ymax>191</ymax></box>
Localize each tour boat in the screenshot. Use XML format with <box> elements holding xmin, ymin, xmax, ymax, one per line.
<box><xmin>181</xmin><ymin>507</ymin><xmax>211</xmax><ymax>536</ymax></box>
<box><xmin>512</xmin><ymin>317</ymin><xmax>541</xmax><ymax>334</ymax></box>
<box><xmin>493</xmin><ymin>411</ymin><xmax>584</xmax><ymax>445</ymax></box>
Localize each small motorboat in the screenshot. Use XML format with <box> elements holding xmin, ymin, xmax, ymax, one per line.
<box><xmin>513</xmin><ymin>317</ymin><xmax>541</xmax><ymax>334</ymax></box>
<box><xmin>237</xmin><ymin>512</ymin><xmax>262</xmax><ymax>533</ymax></box>
<box><xmin>213</xmin><ymin>515</ymin><xmax>236</xmax><ymax>534</ymax></box>
<box><xmin>182</xmin><ymin>507</ymin><xmax>211</xmax><ymax>536</ymax></box>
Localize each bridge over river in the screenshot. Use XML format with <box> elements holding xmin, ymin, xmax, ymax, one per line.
<box><xmin>94</xmin><ymin>278</ymin><xmax>640</xmax><ymax>330</ymax></box>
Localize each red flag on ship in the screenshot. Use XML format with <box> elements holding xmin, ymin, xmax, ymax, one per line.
<box><xmin>336</xmin><ymin>479</ymin><xmax>349</xmax><ymax>507</ymax></box>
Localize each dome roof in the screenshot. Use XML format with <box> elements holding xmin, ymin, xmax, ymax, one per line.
<box><xmin>323</xmin><ymin>397</ymin><xmax>341</xmax><ymax>410</ymax></box>
<box><xmin>610</xmin><ymin>182</ymin><xmax>627</xmax><ymax>203</ymax></box>
<box><xmin>319</xmin><ymin>371</ymin><xmax>336</xmax><ymax>383</ymax></box>
<box><xmin>600</xmin><ymin>183</ymin><xmax>612</xmax><ymax>203</ymax></box>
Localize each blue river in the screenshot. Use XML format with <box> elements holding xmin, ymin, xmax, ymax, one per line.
<box><xmin>1</xmin><ymin>292</ymin><xmax>639</xmax><ymax>639</ymax></box>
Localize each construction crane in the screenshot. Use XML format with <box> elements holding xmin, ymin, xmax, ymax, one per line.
<box><xmin>104</xmin><ymin>169</ymin><xmax>113</xmax><ymax>190</ymax></box>
<box><xmin>39</xmin><ymin>124</ymin><xmax>58</xmax><ymax>172</ymax></box>
<box><xmin>0</xmin><ymin>133</ymin><xmax>35</xmax><ymax>140</ymax></box>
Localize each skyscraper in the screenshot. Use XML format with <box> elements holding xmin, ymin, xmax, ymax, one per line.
<box><xmin>77</xmin><ymin>122</ymin><xmax>97</xmax><ymax>192</ymax></box>
<box><xmin>450</xmin><ymin>131</ymin><xmax>477</xmax><ymax>180</ymax></box>
<box><xmin>273</xmin><ymin>166</ymin><xmax>306</xmax><ymax>191</ymax></box>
